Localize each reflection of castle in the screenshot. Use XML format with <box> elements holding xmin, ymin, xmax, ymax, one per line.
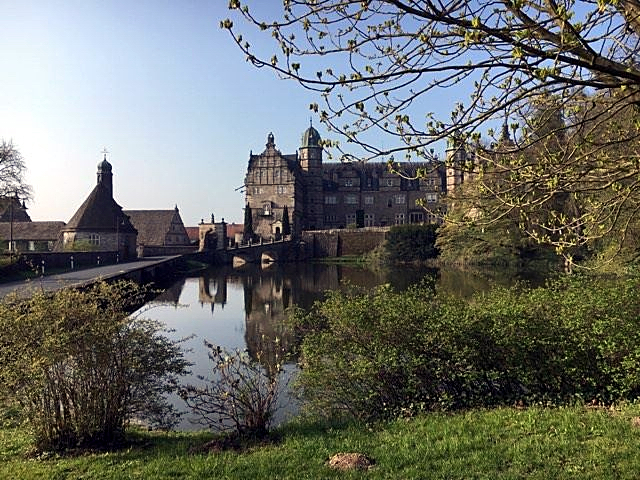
<box><xmin>177</xmin><ymin>263</ymin><xmax>436</xmax><ymax>371</ymax></box>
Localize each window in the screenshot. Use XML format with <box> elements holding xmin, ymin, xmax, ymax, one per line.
<box><xmin>325</xmin><ymin>214</ymin><xmax>337</xmax><ymax>222</ymax></box>
<box><xmin>386</xmin><ymin>178</ymin><xmax>394</xmax><ymax>187</ymax></box>
<box><xmin>395</xmin><ymin>194</ymin><xmax>406</xmax><ymax>204</ymax></box>
<box><xmin>346</xmin><ymin>213</ymin><xmax>357</xmax><ymax>225</ymax></box>
<box><xmin>263</xmin><ymin>203</ymin><xmax>271</xmax><ymax>215</ymax></box>
<box><xmin>364</xmin><ymin>213</ymin><xmax>375</xmax><ymax>227</ymax></box>
<box><xmin>410</xmin><ymin>212</ymin><xmax>424</xmax><ymax>224</ymax></box>
<box><xmin>89</xmin><ymin>234</ymin><xmax>100</xmax><ymax>245</ymax></box>
<box><xmin>364</xmin><ymin>195</ymin><xmax>374</xmax><ymax>205</ymax></box>
<box><xmin>344</xmin><ymin>179</ymin><xmax>353</xmax><ymax>187</ymax></box>
<box><xmin>277</xmin><ymin>185</ymin><xmax>287</xmax><ymax>194</ymax></box>
<box><xmin>253</xmin><ymin>186</ymin><xmax>263</xmax><ymax>195</ymax></box>
<box><xmin>426</xmin><ymin>193</ymin><xmax>438</xmax><ymax>202</ymax></box>
<box><xmin>345</xmin><ymin>195</ymin><xmax>358</xmax><ymax>205</ymax></box>
<box><xmin>28</xmin><ymin>241</ymin><xmax>35</xmax><ymax>251</ymax></box>
<box><xmin>325</xmin><ymin>195</ymin><xmax>337</xmax><ymax>204</ymax></box>
<box><xmin>394</xmin><ymin>213</ymin><xmax>405</xmax><ymax>225</ymax></box>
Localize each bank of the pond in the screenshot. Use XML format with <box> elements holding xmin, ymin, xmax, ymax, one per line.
<box><xmin>2</xmin><ymin>405</ymin><xmax>640</xmax><ymax>479</ymax></box>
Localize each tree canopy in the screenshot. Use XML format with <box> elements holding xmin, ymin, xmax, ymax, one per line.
<box><xmin>0</xmin><ymin>140</ymin><xmax>31</xmax><ymax>199</ymax></box>
<box><xmin>223</xmin><ymin>1</ymin><xmax>640</xmax><ymax>261</ymax></box>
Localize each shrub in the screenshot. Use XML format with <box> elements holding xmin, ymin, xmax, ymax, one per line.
<box><xmin>385</xmin><ymin>224</ymin><xmax>439</xmax><ymax>262</ymax></box>
<box><xmin>179</xmin><ymin>342</ymin><xmax>283</xmax><ymax>438</ymax></box>
<box><xmin>291</xmin><ymin>275</ymin><xmax>640</xmax><ymax>421</ymax></box>
<box><xmin>0</xmin><ymin>281</ymin><xmax>189</xmax><ymax>451</ymax></box>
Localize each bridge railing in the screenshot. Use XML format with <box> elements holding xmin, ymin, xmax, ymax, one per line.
<box><xmin>230</xmin><ymin>235</ymin><xmax>291</xmax><ymax>250</ymax></box>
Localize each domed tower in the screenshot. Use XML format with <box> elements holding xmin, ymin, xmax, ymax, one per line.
<box><xmin>97</xmin><ymin>153</ymin><xmax>113</xmax><ymax>197</ymax></box>
<box><xmin>299</xmin><ymin>122</ymin><xmax>324</xmax><ymax>230</ymax></box>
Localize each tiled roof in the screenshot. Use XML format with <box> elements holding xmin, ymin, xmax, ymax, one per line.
<box><xmin>62</xmin><ymin>184</ymin><xmax>136</xmax><ymax>233</ymax></box>
<box><xmin>124</xmin><ymin>209</ymin><xmax>189</xmax><ymax>246</ymax></box>
<box><xmin>226</xmin><ymin>223</ymin><xmax>244</xmax><ymax>237</ymax></box>
<box><xmin>184</xmin><ymin>226</ymin><xmax>200</xmax><ymax>243</ymax></box>
<box><xmin>0</xmin><ymin>221</ymin><xmax>65</xmax><ymax>240</ymax></box>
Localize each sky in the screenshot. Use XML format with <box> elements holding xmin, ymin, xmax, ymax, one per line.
<box><xmin>0</xmin><ymin>1</ymin><xmax>328</xmax><ymax>225</ymax></box>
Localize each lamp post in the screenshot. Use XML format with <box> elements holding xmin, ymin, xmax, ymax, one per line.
<box><xmin>8</xmin><ymin>193</ymin><xmax>19</xmax><ymax>260</ymax></box>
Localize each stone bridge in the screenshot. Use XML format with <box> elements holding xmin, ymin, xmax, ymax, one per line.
<box><xmin>220</xmin><ymin>238</ymin><xmax>298</xmax><ymax>267</ymax></box>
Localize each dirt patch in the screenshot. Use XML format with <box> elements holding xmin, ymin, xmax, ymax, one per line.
<box><xmin>327</xmin><ymin>452</ymin><xmax>375</xmax><ymax>471</ymax></box>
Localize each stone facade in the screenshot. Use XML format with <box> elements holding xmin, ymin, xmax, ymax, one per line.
<box><xmin>245</xmin><ymin>126</ymin><xmax>469</xmax><ymax>240</ymax></box>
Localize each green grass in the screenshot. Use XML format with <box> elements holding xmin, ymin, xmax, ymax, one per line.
<box><xmin>2</xmin><ymin>405</ymin><xmax>640</xmax><ymax>479</ymax></box>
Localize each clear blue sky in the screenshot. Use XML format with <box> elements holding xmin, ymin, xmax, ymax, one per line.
<box><xmin>0</xmin><ymin>1</ymin><xmax>328</xmax><ymax>225</ymax></box>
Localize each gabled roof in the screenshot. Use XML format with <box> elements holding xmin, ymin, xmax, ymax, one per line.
<box><xmin>62</xmin><ymin>183</ymin><xmax>136</xmax><ymax>233</ymax></box>
<box><xmin>124</xmin><ymin>209</ymin><xmax>189</xmax><ymax>246</ymax></box>
<box><xmin>0</xmin><ymin>221</ymin><xmax>65</xmax><ymax>241</ymax></box>
<box><xmin>0</xmin><ymin>196</ymin><xmax>31</xmax><ymax>222</ymax></box>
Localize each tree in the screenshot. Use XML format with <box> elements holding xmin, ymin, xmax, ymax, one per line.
<box><xmin>0</xmin><ymin>140</ymin><xmax>31</xmax><ymax>199</ymax></box>
<box><xmin>282</xmin><ymin>205</ymin><xmax>291</xmax><ymax>236</ymax></box>
<box><xmin>223</xmin><ymin>1</ymin><xmax>640</xmax><ymax>259</ymax></box>
<box><xmin>243</xmin><ymin>203</ymin><xmax>254</xmax><ymax>242</ymax></box>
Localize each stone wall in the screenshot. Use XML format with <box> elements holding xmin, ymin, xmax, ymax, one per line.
<box><xmin>301</xmin><ymin>227</ymin><xmax>389</xmax><ymax>258</ymax></box>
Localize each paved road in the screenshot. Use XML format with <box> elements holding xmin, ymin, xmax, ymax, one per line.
<box><xmin>0</xmin><ymin>256</ymin><xmax>179</xmax><ymax>299</ymax></box>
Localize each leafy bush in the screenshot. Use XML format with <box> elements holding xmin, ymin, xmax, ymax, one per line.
<box><xmin>0</xmin><ymin>281</ymin><xmax>189</xmax><ymax>451</ymax></box>
<box><xmin>179</xmin><ymin>342</ymin><xmax>283</xmax><ymax>438</ymax></box>
<box><xmin>385</xmin><ymin>224</ymin><xmax>439</xmax><ymax>262</ymax></box>
<box><xmin>290</xmin><ymin>275</ymin><xmax>640</xmax><ymax>421</ymax></box>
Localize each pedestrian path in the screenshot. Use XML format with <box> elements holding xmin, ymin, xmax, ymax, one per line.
<box><xmin>0</xmin><ymin>256</ymin><xmax>179</xmax><ymax>299</ymax></box>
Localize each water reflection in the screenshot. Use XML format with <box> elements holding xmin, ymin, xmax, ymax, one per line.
<box><xmin>145</xmin><ymin>262</ymin><xmax>552</xmax><ymax>430</ymax></box>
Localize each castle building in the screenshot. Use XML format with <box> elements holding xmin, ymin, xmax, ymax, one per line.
<box><xmin>244</xmin><ymin>126</ymin><xmax>460</xmax><ymax>240</ymax></box>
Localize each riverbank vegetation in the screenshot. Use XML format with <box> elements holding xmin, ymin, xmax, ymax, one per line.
<box><xmin>290</xmin><ymin>274</ymin><xmax>640</xmax><ymax>421</ymax></box>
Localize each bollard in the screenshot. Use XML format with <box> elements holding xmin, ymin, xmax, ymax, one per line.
<box><xmin>70</xmin><ymin>256</ymin><xmax>74</xmax><ymax>270</ymax></box>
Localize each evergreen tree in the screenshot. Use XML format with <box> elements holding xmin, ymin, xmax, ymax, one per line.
<box><xmin>243</xmin><ymin>204</ymin><xmax>253</xmax><ymax>242</ymax></box>
<box><xmin>282</xmin><ymin>205</ymin><xmax>291</xmax><ymax>237</ymax></box>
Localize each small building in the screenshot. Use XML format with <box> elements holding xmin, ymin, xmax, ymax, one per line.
<box><xmin>124</xmin><ymin>207</ymin><xmax>191</xmax><ymax>248</ymax></box>
<box><xmin>58</xmin><ymin>155</ymin><xmax>137</xmax><ymax>259</ymax></box>
<box><xmin>0</xmin><ymin>221</ymin><xmax>65</xmax><ymax>252</ymax></box>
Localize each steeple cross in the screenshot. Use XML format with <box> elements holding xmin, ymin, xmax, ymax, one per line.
<box><xmin>101</xmin><ymin>147</ymin><xmax>109</xmax><ymax>159</ymax></box>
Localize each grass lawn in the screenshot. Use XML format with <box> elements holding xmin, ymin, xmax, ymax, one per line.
<box><xmin>2</xmin><ymin>405</ymin><xmax>640</xmax><ymax>479</ymax></box>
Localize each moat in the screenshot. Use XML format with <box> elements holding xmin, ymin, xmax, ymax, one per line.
<box><xmin>143</xmin><ymin>262</ymin><xmax>550</xmax><ymax>430</ymax></box>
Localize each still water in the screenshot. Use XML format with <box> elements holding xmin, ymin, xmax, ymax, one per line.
<box><xmin>144</xmin><ymin>262</ymin><xmax>549</xmax><ymax>430</ymax></box>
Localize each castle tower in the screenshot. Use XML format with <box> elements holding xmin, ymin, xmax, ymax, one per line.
<box><xmin>299</xmin><ymin>122</ymin><xmax>324</xmax><ymax>230</ymax></box>
<box><xmin>445</xmin><ymin>135</ymin><xmax>468</xmax><ymax>194</ymax></box>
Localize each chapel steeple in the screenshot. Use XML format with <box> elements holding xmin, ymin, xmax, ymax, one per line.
<box><xmin>97</xmin><ymin>149</ymin><xmax>113</xmax><ymax>197</ymax></box>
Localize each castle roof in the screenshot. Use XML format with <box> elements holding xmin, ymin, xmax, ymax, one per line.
<box><xmin>61</xmin><ymin>183</ymin><xmax>136</xmax><ymax>233</ymax></box>
<box><xmin>301</xmin><ymin>124</ymin><xmax>321</xmax><ymax>148</ymax></box>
